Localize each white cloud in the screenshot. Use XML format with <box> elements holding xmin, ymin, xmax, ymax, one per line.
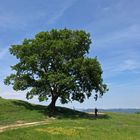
<box><xmin>0</xmin><ymin>86</ymin><xmax>49</xmax><ymax>106</ymax></box>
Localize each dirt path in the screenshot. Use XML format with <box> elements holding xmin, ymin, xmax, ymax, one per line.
<box><xmin>88</xmin><ymin>112</ymin><xmax>105</xmax><ymax>115</ymax></box>
<box><xmin>0</xmin><ymin>119</ymin><xmax>54</xmax><ymax>133</ymax></box>
<box><xmin>0</xmin><ymin>113</ymin><xmax>107</xmax><ymax>133</ymax></box>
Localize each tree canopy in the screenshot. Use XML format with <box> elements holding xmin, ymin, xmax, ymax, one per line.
<box><xmin>4</xmin><ymin>29</ymin><xmax>108</xmax><ymax>112</ymax></box>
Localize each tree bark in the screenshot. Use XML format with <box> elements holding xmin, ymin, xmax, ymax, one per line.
<box><xmin>48</xmin><ymin>95</ymin><xmax>58</xmax><ymax>115</ymax></box>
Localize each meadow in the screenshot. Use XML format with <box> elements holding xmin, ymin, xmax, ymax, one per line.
<box><xmin>0</xmin><ymin>98</ymin><xmax>140</xmax><ymax>140</ymax></box>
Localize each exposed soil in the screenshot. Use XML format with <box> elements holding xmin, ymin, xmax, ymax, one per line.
<box><xmin>0</xmin><ymin>119</ymin><xmax>55</xmax><ymax>133</ymax></box>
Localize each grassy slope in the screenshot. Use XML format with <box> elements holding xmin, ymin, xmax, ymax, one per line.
<box><xmin>0</xmin><ymin>97</ymin><xmax>86</xmax><ymax>125</ymax></box>
<box><xmin>0</xmin><ymin>97</ymin><xmax>48</xmax><ymax>125</ymax></box>
<box><xmin>0</xmin><ymin>97</ymin><xmax>140</xmax><ymax>140</ymax></box>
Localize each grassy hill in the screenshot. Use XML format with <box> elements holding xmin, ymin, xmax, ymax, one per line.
<box><xmin>0</xmin><ymin>97</ymin><xmax>47</xmax><ymax>125</ymax></box>
<box><xmin>0</xmin><ymin>97</ymin><xmax>140</xmax><ymax>140</ymax></box>
<box><xmin>0</xmin><ymin>97</ymin><xmax>87</xmax><ymax>125</ymax></box>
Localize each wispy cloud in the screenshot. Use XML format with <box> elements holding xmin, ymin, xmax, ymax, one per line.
<box><xmin>0</xmin><ymin>0</ymin><xmax>77</xmax><ymax>30</ymax></box>
<box><xmin>108</xmin><ymin>59</ymin><xmax>140</xmax><ymax>72</ymax></box>
<box><xmin>118</xmin><ymin>59</ymin><xmax>140</xmax><ymax>72</ymax></box>
<box><xmin>85</xmin><ymin>0</ymin><xmax>140</xmax><ymax>49</ymax></box>
<box><xmin>94</xmin><ymin>24</ymin><xmax>140</xmax><ymax>48</ymax></box>
<box><xmin>0</xmin><ymin>86</ymin><xmax>49</xmax><ymax>106</ymax></box>
<box><xmin>47</xmin><ymin>0</ymin><xmax>77</xmax><ymax>25</ymax></box>
<box><xmin>0</xmin><ymin>12</ymin><xmax>27</xmax><ymax>29</ymax></box>
<box><xmin>0</xmin><ymin>47</ymin><xmax>8</xmax><ymax>59</ymax></box>
<box><xmin>103</xmin><ymin>58</ymin><xmax>140</xmax><ymax>80</ymax></box>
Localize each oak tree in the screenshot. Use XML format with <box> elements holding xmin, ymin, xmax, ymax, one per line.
<box><xmin>4</xmin><ymin>29</ymin><xmax>107</xmax><ymax>113</ymax></box>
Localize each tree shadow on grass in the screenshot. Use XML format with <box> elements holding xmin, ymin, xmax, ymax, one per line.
<box><xmin>52</xmin><ymin>106</ymin><xmax>111</xmax><ymax>120</ymax></box>
<box><xmin>12</xmin><ymin>100</ymin><xmax>110</xmax><ymax>120</ymax></box>
<box><xmin>12</xmin><ymin>100</ymin><xmax>47</xmax><ymax>114</ymax></box>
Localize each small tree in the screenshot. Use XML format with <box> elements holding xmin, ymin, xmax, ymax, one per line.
<box><xmin>4</xmin><ymin>29</ymin><xmax>108</xmax><ymax>113</ymax></box>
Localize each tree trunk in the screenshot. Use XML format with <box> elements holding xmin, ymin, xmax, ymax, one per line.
<box><xmin>48</xmin><ymin>96</ymin><xmax>58</xmax><ymax>116</ymax></box>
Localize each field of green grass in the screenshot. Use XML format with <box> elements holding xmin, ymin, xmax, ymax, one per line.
<box><xmin>0</xmin><ymin>97</ymin><xmax>48</xmax><ymax>125</ymax></box>
<box><xmin>0</xmin><ymin>97</ymin><xmax>140</xmax><ymax>140</ymax></box>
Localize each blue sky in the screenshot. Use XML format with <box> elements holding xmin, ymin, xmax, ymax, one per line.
<box><xmin>0</xmin><ymin>0</ymin><xmax>140</xmax><ymax>109</ymax></box>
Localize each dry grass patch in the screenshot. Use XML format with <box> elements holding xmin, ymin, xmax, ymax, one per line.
<box><xmin>35</xmin><ymin>127</ymin><xmax>84</xmax><ymax>136</ymax></box>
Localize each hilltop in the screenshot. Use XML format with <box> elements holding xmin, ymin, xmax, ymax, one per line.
<box><xmin>0</xmin><ymin>97</ymin><xmax>140</xmax><ymax>139</ymax></box>
<box><xmin>0</xmin><ymin>97</ymin><xmax>89</xmax><ymax>125</ymax></box>
<box><xmin>82</xmin><ymin>108</ymin><xmax>140</xmax><ymax>113</ymax></box>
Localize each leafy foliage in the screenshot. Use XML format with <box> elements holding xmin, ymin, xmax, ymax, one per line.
<box><xmin>4</xmin><ymin>29</ymin><xmax>107</xmax><ymax>110</ymax></box>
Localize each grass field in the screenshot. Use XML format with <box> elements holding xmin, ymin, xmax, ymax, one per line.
<box><xmin>0</xmin><ymin>97</ymin><xmax>140</xmax><ymax>140</ymax></box>
<box><xmin>0</xmin><ymin>97</ymin><xmax>48</xmax><ymax>125</ymax></box>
